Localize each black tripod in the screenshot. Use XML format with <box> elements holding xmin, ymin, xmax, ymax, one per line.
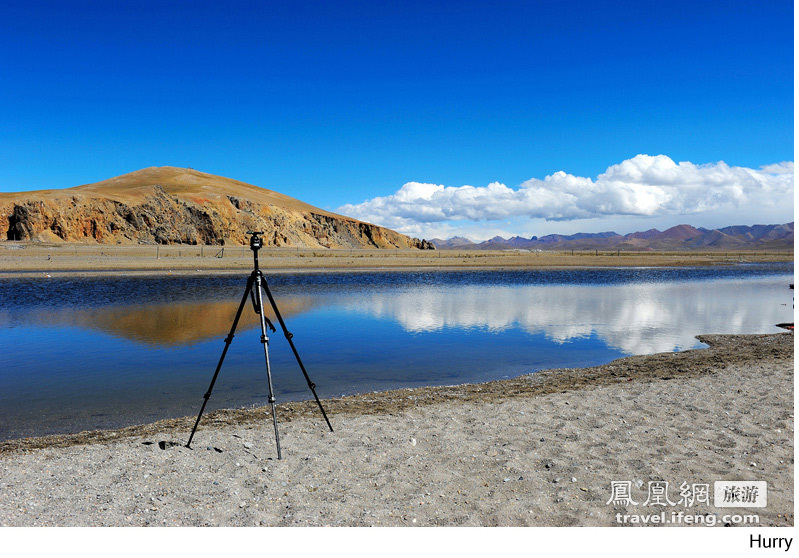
<box><xmin>186</xmin><ymin>231</ymin><xmax>333</xmax><ymax>458</ymax></box>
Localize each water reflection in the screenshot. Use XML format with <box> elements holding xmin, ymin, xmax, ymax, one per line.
<box><xmin>0</xmin><ymin>275</ymin><xmax>790</xmax><ymax>353</ymax></box>
<box><xmin>335</xmin><ymin>278</ymin><xmax>792</xmax><ymax>354</ymax></box>
<box><xmin>0</xmin><ymin>298</ymin><xmax>315</xmax><ymax>346</ymax></box>
<box><xmin>0</xmin><ymin>266</ymin><xmax>792</xmax><ymax>440</ymax></box>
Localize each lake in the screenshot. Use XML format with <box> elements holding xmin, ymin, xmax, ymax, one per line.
<box><xmin>0</xmin><ymin>262</ymin><xmax>793</xmax><ymax>441</ymax></box>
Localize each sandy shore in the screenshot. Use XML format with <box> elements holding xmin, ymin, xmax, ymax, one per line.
<box><xmin>0</xmin><ymin>332</ymin><xmax>792</xmax><ymax>527</ymax></box>
<box><xmin>0</xmin><ymin>241</ymin><xmax>792</xmax><ymax>277</ymax></box>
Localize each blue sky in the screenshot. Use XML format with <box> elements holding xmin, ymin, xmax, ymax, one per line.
<box><xmin>1</xmin><ymin>0</ymin><xmax>793</xmax><ymax>240</ymax></box>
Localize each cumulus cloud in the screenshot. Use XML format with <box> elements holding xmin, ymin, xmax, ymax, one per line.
<box><xmin>337</xmin><ymin>155</ymin><xmax>794</xmax><ymax>236</ymax></box>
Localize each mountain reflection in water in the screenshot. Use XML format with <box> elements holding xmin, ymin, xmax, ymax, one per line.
<box><xmin>2</xmin><ymin>298</ymin><xmax>315</xmax><ymax>346</ymax></box>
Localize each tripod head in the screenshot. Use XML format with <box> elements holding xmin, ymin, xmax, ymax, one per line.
<box><xmin>246</xmin><ymin>231</ymin><xmax>265</xmax><ymax>270</ymax></box>
<box><xmin>247</xmin><ymin>231</ymin><xmax>264</xmax><ymax>251</ymax></box>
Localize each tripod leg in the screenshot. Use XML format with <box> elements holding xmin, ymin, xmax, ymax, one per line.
<box><xmin>186</xmin><ymin>273</ymin><xmax>256</xmax><ymax>448</ymax></box>
<box><xmin>259</xmin><ymin>271</ymin><xmax>334</xmax><ymax>432</ymax></box>
<box><xmin>254</xmin><ymin>273</ymin><xmax>282</xmax><ymax>459</ymax></box>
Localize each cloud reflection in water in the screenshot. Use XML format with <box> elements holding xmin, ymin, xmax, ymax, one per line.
<box><xmin>335</xmin><ymin>278</ymin><xmax>791</xmax><ymax>355</ymax></box>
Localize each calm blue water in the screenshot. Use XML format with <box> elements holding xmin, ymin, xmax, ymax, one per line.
<box><xmin>0</xmin><ymin>263</ymin><xmax>793</xmax><ymax>440</ymax></box>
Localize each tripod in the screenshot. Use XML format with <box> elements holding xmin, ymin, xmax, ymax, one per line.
<box><xmin>186</xmin><ymin>231</ymin><xmax>333</xmax><ymax>458</ymax></box>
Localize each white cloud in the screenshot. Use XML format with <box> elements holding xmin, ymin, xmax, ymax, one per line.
<box><xmin>337</xmin><ymin>155</ymin><xmax>794</xmax><ymax>239</ymax></box>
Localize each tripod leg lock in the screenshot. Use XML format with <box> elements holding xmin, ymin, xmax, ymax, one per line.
<box><xmin>284</xmin><ymin>331</ymin><xmax>294</xmax><ymax>340</ymax></box>
<box><xmin>224</xmin><ymin>334</ymin><xmax>234</xmax><ymax>343</ymax></box>
<box><xmin>260</xmin><ymin>334</ymin><xmax>269</xmax><ymax>344</ymax></box>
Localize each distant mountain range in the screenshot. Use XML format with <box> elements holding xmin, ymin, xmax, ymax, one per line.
<box><xmin>430</xmin><ymin>222</ymin><xmax>794</xmax><ymax>251</ymax></box>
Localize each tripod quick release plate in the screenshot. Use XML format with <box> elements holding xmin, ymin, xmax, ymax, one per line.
<box><xmin>246</xmin><ymin>231</ymin><xmax>264</xmax><ymax>250</ymax></box>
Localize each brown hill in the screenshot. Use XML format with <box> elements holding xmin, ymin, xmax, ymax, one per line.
<box><xmin>655</xmin><ymin>224</ymin><xmax>703</xmax><ymax>241</ymax></box>
<box><xmin>0</xmin><ymin>167</ymin><xmax>435</xmax><ymax>249</ymax></box>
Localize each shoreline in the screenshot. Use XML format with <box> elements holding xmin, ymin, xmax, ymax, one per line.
<box><xmin>0</xmin><ymin>332</ymin><xmax>791</xmax><ymax>454</ymax></box>
<box><xmin>0</xmin><ymin>332</ymin><xmax>792</xmax><ymax>527</ymax></box>
<box><xmin>0</xmin><ymin>243</ymin><xmax>792</xmax><ymax>278</ymax></box>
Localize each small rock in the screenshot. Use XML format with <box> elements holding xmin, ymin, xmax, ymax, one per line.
<box><xmin>410</xmin><ymin>438</ymin><xmax>417</xmax><ymax>446</ymax></box>
<box><xmin>503</xmin><ymin>477</ymin><xmax>511</xmax><ymax>483</ymax></box>
<box><xmin>571</xmin><ymin>477</ymin><xmax>577</xmax><ymax>483</ymax></box>
<box><xmin>244</xmin><ymin>442</ymin><xmax>253</xmax><ymax>449</ymax></box>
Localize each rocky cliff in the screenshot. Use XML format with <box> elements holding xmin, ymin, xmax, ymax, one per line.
<box><xmin>0</xmin><ymin>167</ymin><xmax>435</xmax><ymax>249</ymax></box>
